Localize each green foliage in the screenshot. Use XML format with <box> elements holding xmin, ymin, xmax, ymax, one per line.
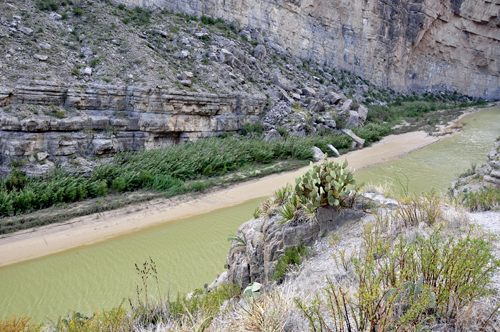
<box><xmin>366</xmin><ymin>100</ymin><xmax>486</xmax><ymax>124</ymax></box>
<box><xmin>353</xmin><ymin>123</ymin><xmax>392</xmax><ymax>146</ymax></box>
<box><xmin>36</xmin><ymin>0</ymin><xmax>70</xmax><ymax>11</ymax></box>
<box><xmin>0</xmin><ymin>133</ymin><xmax>353</xmax><ymax>223</ymax></box>
<box><xmin>52</xmin><ymin>306</ymin><xmax>131</xmax><ymax>331</ymax></box>
<box><xmin>243</xmin><ymin>282</ymin><xmax>262</xmax><ymax>298</ymax></box>
<box><xmin>240</xmin><ymin>122</ymin><xmax>264</xmax><ymax>136</ymax></box>
<box><xmin>296</xmin><ymin>227</ymin><xmax>500</xmax><ymax>331</ymax></box>
<box><xmin>72</xmin><ymin>6</ymin><xmax>83</xmax><ymax>16</ymax></box>
<box><xmin>396</xmin><ymin>190</ymin><xmax>442</xmax><ymax>227</ymax></box>
<box><xmin>131</xmin><ymin>258</ymin><xmax>239</xmax><ymax>329</ymax></box>
<box><xmin>228</xmin><ymin>229</ymin><xmax>247</xmax><ymax>251</ymax></box>
<box><xmin>461</xmin><ymin>186</ymin><xmax>500</xmax><ymax>212</ymax></box>
<box><xmin>271</xmin><ymin>242</ymin><xmax>309</xmax><ymax>283</ymax></box>
<box><xmin>295</xmin><ymin>156</ymin><xmax>355</xmax><ymax>209</ymax></box>
<box><xmin>0</xmin><ymin>315</ymin><xmax>42</xmax><ymax>332</ymax></box>
<box><xmin>89</xmin><ymin>57</ymin><xmax>100</xmax><ymax>68</ymax></box>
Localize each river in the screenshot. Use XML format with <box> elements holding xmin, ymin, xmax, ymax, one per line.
<box><xmin>0</xmin><ymin>106</ymin><xmax>499</xmax><ymax>323</ymax></box>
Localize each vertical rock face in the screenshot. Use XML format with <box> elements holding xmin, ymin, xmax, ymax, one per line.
<box><xmin>0</xmin><ymin>81</ymin><xmax>266</xmax><ymax>171</ymax></box>
<box><xmin>119</xmin><ymin>0</ymin><xmax>499</xmax><ymax>99</ymax></box>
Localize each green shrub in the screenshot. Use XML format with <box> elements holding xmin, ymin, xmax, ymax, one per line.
<box><xmin>296</xmin><ymin>227</ymin><xmax>500</xmax><ymax>330</ymax></box>
<box><xmin>462</xmin><ymin>186</ymin><xmax>500</xmax><ymax>211</ymax></box>
<box><xmin>73</xmin><ymin>6</ymin><xmax>83</xmax><ymax>16</ymax></box>
<box><xmin>271</xmin><ymin>243</ymin><xmax>309</xmax><ymax>283</ymax></box>
<box><xmin>36</xmin><ymin>0</ymin><xmax>66</xmax><ymax>11</ymax></box>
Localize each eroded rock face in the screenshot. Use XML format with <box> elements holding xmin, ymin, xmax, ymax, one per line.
<box><xmin>0</xmin><ymin>81</ymin><xmax>266</xmax><ymax>173</ymax></box>
<box><xmin>118</xmin><ymin>0</ymin><xmax>499</xmax><ymax>99</ymax></box>
<box><xmin>226</xmin><ymin>207</ymin><xmax>363</xmax><ymax>289</ymax></box>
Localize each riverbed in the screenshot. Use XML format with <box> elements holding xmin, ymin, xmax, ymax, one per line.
<box><xmin>0</xmin><ymin>106</ymin><xmax>498</xmax><ymax>323</ymax></box>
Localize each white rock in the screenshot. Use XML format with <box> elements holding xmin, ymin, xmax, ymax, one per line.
<box><xmin>36</xmin><ymin>151</ymin><xmax>49</xmax><ymax>161</ymax></box>
<box><xmin>39</xmin><ymin>42</ymin><xmax>52</xmax><ymax>50</ymax></box>
<box><xmin>312</xmin><ymin>146</ymin><xmax>325</xmax><ymax>161</ymax></box>
<box><xmin>83</xmin><ymin>67</ymin><xmax>92</xmax><ymax>75</ymax></box>
<box><xmin>179</xmin><ymin>50</ymin><xmax>189</xmax><ymax>59</ymax></box>
<box><xmin>50</xmin><ymin>12</ymin><xmax>62</xmax><ymax>20</ymax></box>
<box><xmin>33</xmin><ymin>54</ymin><xmax>48</xmax><ymax>61</ymax></box>
<box><xmin>178</xmin><ymin>71</ymin><xmax>193</xmax><ymax>81</ymax></box>
<box><xmin>327</xmin><ymin>144</ymin><xmax>340</xmax><ymax>156</ymax></box>
<box><xmin>19</xmin><ymin>26</ymin><xmax>33</xmax><ymax>36</ymax></box>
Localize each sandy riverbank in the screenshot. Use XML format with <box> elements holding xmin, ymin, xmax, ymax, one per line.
<box><xmin>0</xmin><ymin>129</ymin><xmax>443</xmax><ymax>267</ymax></box>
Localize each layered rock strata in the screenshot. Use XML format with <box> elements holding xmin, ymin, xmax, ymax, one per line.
<box><xmin>118</xmin><ymin>0</ymin><xmax>500</xmax><ymax>99</ymax></box>
<box><xmin>0</xmin><ymin>81</ymin><xmax>266</xmax><ymax>172</ymax></box>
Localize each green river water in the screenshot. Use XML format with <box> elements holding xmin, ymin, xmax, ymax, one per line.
<box><xmin>0</xmin><ymin>107</ymin><xmax>499</xmax><ymax>323</ymax></box>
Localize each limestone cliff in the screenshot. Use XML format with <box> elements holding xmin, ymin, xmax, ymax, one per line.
<box><xmin>119</xmin><ymin>0</ymin><xmax>500</xmax><ymax>99</ymax></box>
<box><xmin>0</xmin><ymin>81</ymin><xmax>265</xmax><ymax>175</ymax></box>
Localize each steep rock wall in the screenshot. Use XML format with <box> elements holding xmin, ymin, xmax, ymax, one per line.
<box><xmin>0</xmin><ymin>81</ymin><xmax>265</xmax><ymax>164</ymax></box>
<box><xmin>119</xmin><ymin>0</ymin><xmax>500</xmax><ymax>99</ymax></box>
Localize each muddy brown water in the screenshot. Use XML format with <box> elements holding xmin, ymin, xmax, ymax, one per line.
<box><xmin>0</xmin><ymin>107</ymin><xmax>499</xmax><ymax>323</ymax></box>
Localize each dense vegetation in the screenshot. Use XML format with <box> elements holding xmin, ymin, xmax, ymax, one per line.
<box><xmin>1</xmin><ymin>129</ymin><xmax>382</xmax><ymax>221</ymax></box>
<box><xmin>366</xmin><ymin>99</ymin><xmax>488</xmax><ymax>124</ymax></box>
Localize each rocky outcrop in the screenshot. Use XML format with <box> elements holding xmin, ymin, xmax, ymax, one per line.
<box><xmin>480</xmin><ymin>138</ymin><xmax>500</xmax><ymax>188</ymax></box>
<box><xmin>118</xmin><ymin>0</ymin><xmax>500</xmax><ymax>99</ymax></box>
<box><xmin>226</xmin><ymin>207</ymin><xmax>363</xmax><ymax>289</ymax></box>
<box><xmin>0</xmin><ymin>81</ymin><xmax>266</xmax><ymax>174</ymax></box>
<box><xmin>450</xmin><ymin>137</ymin><xmax>500</xmax><ymax>196</ymax></box>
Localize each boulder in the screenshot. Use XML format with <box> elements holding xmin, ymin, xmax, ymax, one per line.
<box><xmin>266</xmin><ymin>42</ymin><xmax>287</xmax><ymax>56</ymax></box>
<box><xmin>33</xmin><ymin>54</ymin><xmax>48</xmax><ymax>61</ymax></box>
<box><xmin>325</xmin><ymin>92</ymin><xmax>342</xmax><ymax>105</ymax></box>
<box><xmin>36</xmin><ymin>151</ymin><xmax>49</xmax><ymax>161</ymax></box>
<box><xmin>357</xmin><ymin>104</ymin><xmax>368</xmax><ymax>125</ymax></box>
<box><xmin>178</xmin><ymin>71</ymin><xmax>194</xmax><ymax>81</ymax></box>
<box><xmin>276</xmin><ymin>87</ymin><xmax>294</xmax><ymax>104</ymax></box>
<box><xmin>39</xmin><ymin>42</ymin><xmax>52</xmax><ymax>50</ymax></box>
<box><xmin>341</xmin><ymin>128</ymin><xmax>365</xmax><ymax>148</ymax></box>
<box><xmin>309</xmin><ymin>100</ymin><xmax>325</xmax><ymax>113</ymax></box>
<box><xmin>341</xmin><ymin>99</ymin><xmax>353</xmax><ymax>112</ymax></box>
<box><xmin>324</xmin><ymin>120</ymin><xmax>336</xmax><ymax>128</ymax></box>
<box><xmin>219</xmin><ymin>48</ymin><xmax>234</xmax><ymax>64</ymax></box>
<box><xmin>301</xmin><ymin>87</ymin><xmax>316</xmax><ymax>97</ymax></box>
<box><xmin>179</xmin><ymin>50</ymin><xmax>189</xmax><ymax>59</ymax></box>
<box><xmin>327</xmin><ymin>144</ymin><xmax>340</xmax><ymax>156</ymax></box>
<box><xmin>271</xmin><ymin>72</ymin><xmax>294</xmax><ymax>91</ymax></box>
<box><xmin>312</xmin><ymin>146</ymin><xmax>325</xmax><ymax>160</ymax></box>
<box><xmin>19</xmin><ymin>27</ymin><xmax>33</xmax><ymax>36</ymax></box>
<box><xmin>264</xmin><ymin>129</ymin><xmax>281</xmax><ymax>142</ymax></box>
<box><xmin>346</xmin><ymin>111</ymin><xmax>359</xmax><ymax>128</ymax></box>
<box><xmin>83</xmin><ymin>67</ymin><xmax>92</xmax><ymax>76</ymax></box>
<box><xmin>253</xmin><ymin>44</ymin><xmax>266</xmax><ymax>60</ymax></box>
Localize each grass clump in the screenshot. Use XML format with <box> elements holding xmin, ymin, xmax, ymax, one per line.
<box><xmin>462</xmin><ymin>186</ymin><xmax>500</xmax><ymax>212</ymax></box>
<box><xmin>129</xmin><ymin>258</ymin><xmax>239</xmax><ymax>329</ymax></box>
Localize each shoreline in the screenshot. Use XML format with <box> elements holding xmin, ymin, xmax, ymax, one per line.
<box><xmin>0</xmin><ymin>106</ymin><xmax>489</xmax><ymax>268</ymax></box>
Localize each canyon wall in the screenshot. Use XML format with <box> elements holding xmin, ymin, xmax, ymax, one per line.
<box><xmin>120</xmin><ymin>0</ymin><xmax>500</xmax><ymax>99</ymax></box>
<box><xmin>0</xmin><ymin>81</ymin><xmax>265</xmax><ymax>171</ymax></box>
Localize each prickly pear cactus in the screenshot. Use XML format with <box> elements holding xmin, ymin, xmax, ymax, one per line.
<box><xmin>295</xmin><ymin>155</ymin><xmax>355</xmax><ymax>209</ymax></box>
